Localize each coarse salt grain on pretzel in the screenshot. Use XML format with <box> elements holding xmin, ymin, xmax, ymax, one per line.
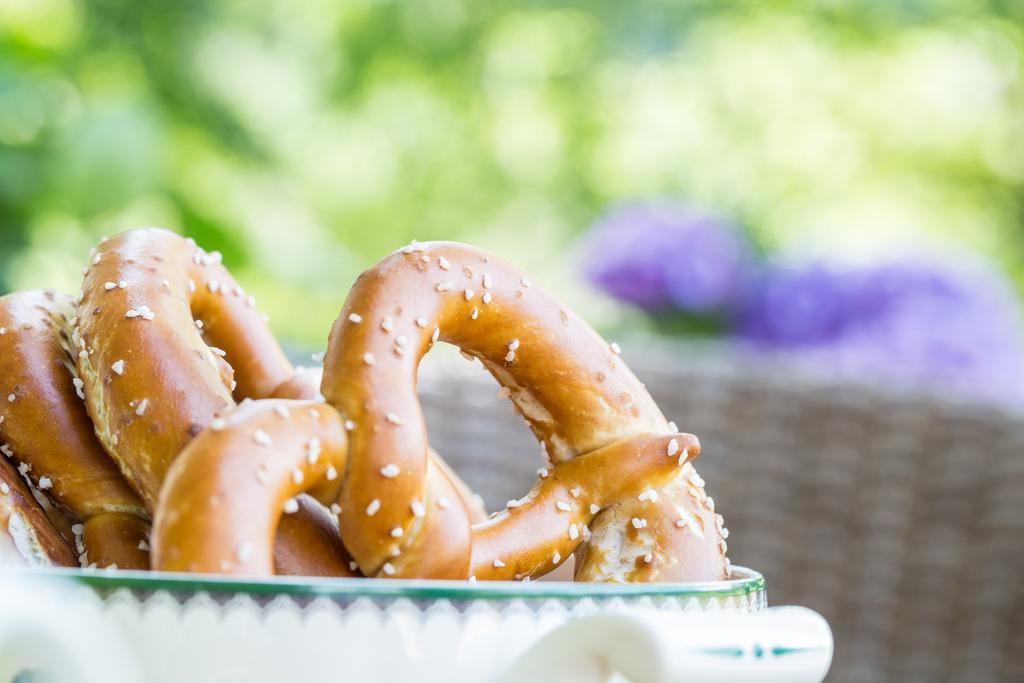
<box><xmin>75</xmin><ymin>228</ymin><xmax>351</xmax><ymax>575</ymax></box>
<box><xmin>0</xmin><ymin>290</ymin><xmax>149</xmax><ymax>570</ymax></box>
<box><xmin>271</xmin><ymin>363</ymin><xmax>489</xmax><ymax>524</ymax></box>
<box><xmin>150</xmin><ymin>387</ymin><xmax>490</xmax><ymax>577</ymax></box>
<box><xmin>573</xmin><ymin>463</ymin><xmax>729</xmax><ymax>582</ymax></box>
<box><xmin>75</xmin><ymin>228</ymin><xmax>298</xmax><ymax>507</ymax></box>
<box><xmin>0</xmin><ymin>457</ymin><xmax>76</xmax><ymax>566</ymax></box>
<box><xmin>468</xmin><ymin>431</ymin><xmax>704</xmax><ymax>581</ymax></box>
<box><xmin>152</xmin><ymin>399</ymin><xmax>355</xmax><ymax>575</ymax></box>
<box><xmin>322</xmin><ymin>241</ymin><xmax>728</xmax><ymax>581</ymax></box>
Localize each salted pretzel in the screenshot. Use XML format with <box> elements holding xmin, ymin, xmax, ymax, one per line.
<box><xmin>0</xmin><ymin>456</ymin><xmax>76</xmax><ymax>566</ymax></box>
<box><xmin>75</xmin><ymin>228</ymin><xmax>301</xmax><ymax>507</ymax></box>
<box><xmin>148</xmin><ymin>241</ymin><xmax>724</xmax><ymax>581</ymax></box>
<box><xmin>75</xmin><ymin>228</ymin><xmax>353</xmax><ymax>575</ymax></box>
<box><xmin>320</xmin><ymin>241</ymin><xmax>728</xmax><ymax>581</ymax></box>
<box><xmin>0</xmin><ymin>290</ymin><xmax>149</xmax><ymax>569</ymax></box>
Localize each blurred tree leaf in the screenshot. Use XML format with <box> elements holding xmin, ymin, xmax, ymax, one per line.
<box><xmin>0</xmin><ymin>0</ymin><xmax>1020</xmax><ymax>342</ymax></box>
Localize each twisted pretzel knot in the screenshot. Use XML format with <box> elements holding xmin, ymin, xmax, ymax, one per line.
<box><xmin>151</xmin><ymin>391</ymin><xmax>484</xmax><ymax>575</ymax></box>
<box><xmin>323</xmin><ymin>242</ymin><xmax>727</xmax><ymax>580</ymax></box>
<box><xmin>0</xmin><ymin>229</ymin><xmax>728</xmax><ymax>582</ymax></box>
<box><xmin>149</xmin><ymin>241</ymin><xmax>727</xmax><ymax>581</ymax></box>
<box><xmin>75</xmin><ymin>228</ymin><xmax>351</xmax><ymax>574</ymax></box>
<box><xmin>76</xmin><ymin>228</ymin><xmax>297</xmax><ymax>507</ymax></box>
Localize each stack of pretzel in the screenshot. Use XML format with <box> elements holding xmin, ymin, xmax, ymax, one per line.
<box><xmin>0</xmin><ymin>229</ymin><xmax>729</xmax><ymax>582</ymax></box>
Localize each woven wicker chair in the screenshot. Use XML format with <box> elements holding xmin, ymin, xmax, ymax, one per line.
<box><xmin>416</xmin><ymin>341</ymin><xmax>1024</xmax><ymax>683</ymax></box>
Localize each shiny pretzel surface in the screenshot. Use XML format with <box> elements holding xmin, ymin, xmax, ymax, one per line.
<box><xmin>75</xmin><ymin>228</ymin><xmax>294</xmax><ymax>507</ymax></box>
<box><xmin>1</xmin><ymin>229</ymin><xmax>730</xmax><ymax>584</ymax></box>
<box><xmin>72</xmin><ymin>228</ymin><xmax>354</xmax><ymax>574</ymax></box>
<box><xmin>320</xmin><ymin>241</ymin><xmax>728</xmax><ymax>581</ymax></box>
<box><xmin>0</xmin><ymin>290</ymin><xmax>149</xmax><ymax>569</ymax></box>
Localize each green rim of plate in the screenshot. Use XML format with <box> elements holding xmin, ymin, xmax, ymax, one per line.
<box><xmin>8</xmin><ymin>565</ymin><xmax>765</xmax><ymax>601</ymax></box>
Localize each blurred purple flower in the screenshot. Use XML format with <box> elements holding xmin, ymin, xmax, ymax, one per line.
<box><xmin>581</xmin><ymin>201</ymin><xmax>752</xmax><ymax>314</ymax></box>
<box><xmin>736</xmin><ymin>260</ymin><xmax>1024</xmax><ymax>403</ymax></box>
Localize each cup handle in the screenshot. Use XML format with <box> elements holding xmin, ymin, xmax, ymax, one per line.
<box><xmin>493</xmin><ymin>605</ymin><xmax>833</xmax><ymax>683</ymax></box>
<box><xmin>0</xmin><ymin>573</ymin><xmax>141</xmax><ymax>683</ymax></box>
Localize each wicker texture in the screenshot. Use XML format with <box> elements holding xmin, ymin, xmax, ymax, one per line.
<box><xmin>417</xmin><ymin>343</ymin><xmax>1024</xmax><ymax>683</ymax></box>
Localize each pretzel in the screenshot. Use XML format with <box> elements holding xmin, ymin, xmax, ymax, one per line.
<box><xmin>0</xmin><ymin>290</ymin><xmax>149</xmax><ymax>569</ymax></box>
<box><xmin>152</xmin><ymin>399</ymin><xmax>354</xmax><ymax>575</ymax></box>
<box><xmin>321</xmin><ymin>241</ymin><xmax>728</xmax><ymax>580</ymax></box>
<box><xmin>0</xmin><ymin>457</ymin><xmax>77</xmax><ymax>566</ymax></box>
<box><xmin>75</xmin><ymin>228</ymin><xmax>352</xmax><ymax>575</ymax></box>
<box><xmin>75</xmin><ymin>228</ymin><xmax>297</xmax><ymax>508</ymax></box>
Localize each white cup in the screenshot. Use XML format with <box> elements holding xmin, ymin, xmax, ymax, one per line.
<box><xmin>0</xmin><ymin>565</ymin><xmax>830</xmax><ymax>682</ymax></box>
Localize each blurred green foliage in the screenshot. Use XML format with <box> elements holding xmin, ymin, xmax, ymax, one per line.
<box><xmin>1</xmin><ymin>0</ymin><xmax>1022</xmax><ymax>344</ymax></box>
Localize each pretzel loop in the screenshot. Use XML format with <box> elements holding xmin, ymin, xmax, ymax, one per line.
<box><xmin>152</xmin><ymin>400</ymin><xmax>351</xmax><ymax>574</ymax></box>
<box><xmin>323</xmin><ymin>242</ymin><xmax>727</xmax><ymax>581</ymax></box>
<box><xmin>76</xmin><ymin>229</ymin><xmax>295</xmax><ymax>508</ymax></box>
<box><xmin>76</xmin><ymin>229</ymin><xmax>354</xmax><ymax>575</ymax></box>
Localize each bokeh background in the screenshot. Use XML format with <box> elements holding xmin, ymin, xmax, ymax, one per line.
<box><xmin>2</xmin><ymin>0</ymin><xmax>1024</xmax><ymax>401</ymax></box>
<box><xmin>4</xmin><ymin>5</ymin><xmax>1024</xmax><ymax>680</ymax></box>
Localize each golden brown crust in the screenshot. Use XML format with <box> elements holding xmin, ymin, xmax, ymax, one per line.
<box><xmin>75</xmin><ymin>228</ymin><xmax>293</xmax><ymax>509</ymax></box>
<box><xmin>430</xmin><ymin>447</ymin><xmax>488</xmax><ymax>524</ymax></box>
<box><xmin>82</xmin><ymin>511</ymin><xmax>151</xmax><ymax>570</ymax></box>
<box><xmin>273</xmin><ymin>495</ymin><xmax>358</xmax><ymax>577</ymax></box>
<box><xmin>321</xmin><ymin>241</ymin><xmax>727</xmax><ymax>581</ymax></box>
<box><xmin>268</xmin><ymin>366</ymin><xmax>325</xmax><ymax>402</ymax></box>
<box><xmin>574</xmin><ymin>464</ymin><xmax>729</xmax><ymax>582</ymax></box>
<box><xmin>0</xmin><ymin>231</ymin><xmax>725</xmax><ymax>582</ymax></box>
<box><xmin>74</xmin><ymin>229</ymin><xmax>353</xmax><ymax>576</ymax></box>
<box><xmin>273</xmin><ymin>365</ymin><xmax>490</xmax><ymax>523</ymax></box>
<box><xmin>151</xmin><ymin>400</ymin><xmax>348</xmax><ymax>574</ymax></box>
<box><xmin>468</xmin><ymin>433</ymin><xmax>700</xmax><ymax>580</ymax></box>
<box><xmin>0</xmin><ymin>457</ymin><xmax>77</xmax><ymax>566</ymax></box>
<box><xmin>0</xmin><ymin>290</ymin><xmax>148</xmax><ymax>568</ymax></box>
